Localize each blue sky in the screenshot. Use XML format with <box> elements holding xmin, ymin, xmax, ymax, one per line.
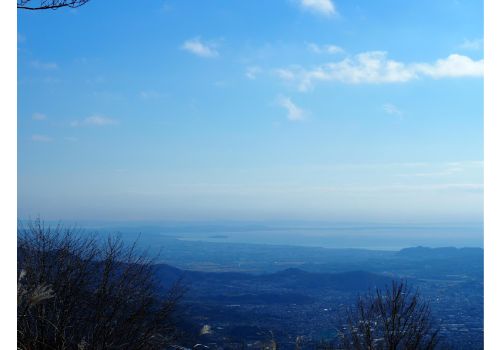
<box><xmin>17</xmin><ymin>0</ymin><xmax>483</xmax><ymax>223</ymax></box>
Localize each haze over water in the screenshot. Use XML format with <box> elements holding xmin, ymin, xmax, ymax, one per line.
<box><xmin>72</xmin><ymin>221</ymin><xmax>483</xmax><ymax>251</ymax></box>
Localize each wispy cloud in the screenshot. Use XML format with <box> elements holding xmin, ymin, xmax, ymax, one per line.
<box><xmin>275</xmin><ymin>51</ymin><xmax>483</xmax><ymax>91</ymax></box>
<box><xmin>396</xmin><ymin>160</ymin><xmax>482</xmax><ymax>178</ymax></box>
<box><xmin>181</xmin><ymin>38</ymin><xmax>219</xmax><ymax>58</ymax></box>
<box><xmin>308</xmin><ymin>43</ymin><xmax>344</xmax><ymax>54</ymax></box>
<box><xmin>30</xmin><ymin>60</ymin><xmax>58</xmax><ymax>70</ymax></box>
<box><xmin>305</xmin><ymin>183</ymin><xmax>483</xmax><ymax>193</ymax></box>
<box><xmin>32</xmin><ymin>113</ymin><xmax>47</xmax><ymax>121</ymax></box>
<box><xmin>71</xmin><ymin>115</ymin><xmax>118</xmax><ymax>127</ymax></box>
<box><xmin>277</xmin><ymin>95</ymin><xmax>306</xmax><ymax>121</ymax></box>
<box><xmin>275</xmin><ymin>68</ymin><xmax>296</xmax><ymax>81</ymax></box>
<box><xmin>459</xmin><ymin>38</ymin><xmax>483</xmax><ymax>51</ymax></box>
<box><xmin>298</xmin><ymin>0</ymin><xmax>336</xmax><ymax>16</ymax></box>
<box><xmin>383</xmin><ymin>103</ymin><xmax>403</xmax><ymax>116</ymax></box>
<box><xmin>245</xmin><ymin>66</ymin><xmax>262</xmax><ymax>80</ymax></box>
<box><xmin>32</xmin><ymin>134</ymin><xmax>52</xmax><ymax>142</ymax></box>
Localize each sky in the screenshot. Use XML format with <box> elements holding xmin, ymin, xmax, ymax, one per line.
<box><xmin>17</xmin><ymin>0</ymin><xmax>483</xmax><ymax>224</ymax></box>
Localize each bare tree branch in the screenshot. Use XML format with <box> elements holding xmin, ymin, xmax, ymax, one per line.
<box><xmin>17</xmin><ymin>0</ymin><xmax>90</xmax><ymax>11</ymax></box>
<box><xmin>336</xmin><ymin>281</ymin><xmax>440</xmax><ymax>350</ymax></box>
<box><xmin>17</xmin><ymin>219</ymin><xmax>186</xmax><ymax>350</ymax></box>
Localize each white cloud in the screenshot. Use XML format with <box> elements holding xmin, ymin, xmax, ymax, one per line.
<box><xmin>276</xmin><ymin>51</ymin><xmax>483</xmax><ymax>91</ymax></box>
<box><xmin>71</xmin><ymin>115</ymin><xmax>118</xmax><ymax>127</ymax></box>
<box><xmin>383</xmin><ymin>103</ymin><xmax>403</xmax><ymax>116</ymax></box>
<box><xmin>32</xmin><ymin>134</ymin><xmax>52</xmax><ymax>142</ymax></box>
<box><xmin>308</xmin><ymin>43</ymin><xmax>344</xmax><ymax>54</ymax></box>
<box><xmin>459</xmin><ymin>38</ymin><xmax>483</xmax><ymax>51</ymax></box>
<box><xmin>413</xmin><ymin>54</ymin><xmax>483</xmax><ymax>78</ymax></box>
<box><xmin>181</xmin><ymin>38</ymin><xmax>219</xmax><ymax>58</ymax></box>
<box><xmin>30</xmin><ymin>60</ymin><xmax>58</xmax><ymax>70</ymax></box>
<box><xmin>32</xmin><ymin>112</ymin><xmax>47</xmax><ymax>121</ymax></box>
<box><xmin>298</xmin><ymin>0</ymin><xmax>336</xmax><ymax>16</ymax></box>
<box><xmin>277</xmin><ymin>95</ymin><xmax>306</xmax><ymax>121</ymax></box>
<box><xmin>245</xmin><ymin>66</ymin><xmax>262</xmax><ymax>80</ymax></box>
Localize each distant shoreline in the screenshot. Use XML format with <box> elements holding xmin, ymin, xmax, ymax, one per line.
<box><xmin>17</xmin><ymin>220</ymin><xmax>484</xmax><ymax>251</ymax></box>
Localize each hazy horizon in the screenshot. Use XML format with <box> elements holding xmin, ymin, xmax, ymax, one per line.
<box><xmin>17</xmin><ymin>219</ymin><xmax>483</xmax><ymax>250</ymax></box>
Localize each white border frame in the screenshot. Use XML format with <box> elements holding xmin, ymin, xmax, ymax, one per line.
<box><xmin>484</xmin><ymin>0</ymin><xmax>499</xmax><ymax>348</ymax></box>
<box><xmin>3</xmin><ymin>1</ymin><xmax>498</xmax><ymax>348</ymax></box>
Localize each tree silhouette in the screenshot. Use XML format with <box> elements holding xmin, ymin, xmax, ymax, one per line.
<box><xmin>17</xmin><ymin>219</ymin><xmax>185</xmax><ymax>350</ymax></box>
<box><xmin>17</xmin><ymin>0</ymin><xmax>90</xmax><ymax>10</ymax></box>
<box><xmin>336</xmin><ymin>281</ymin><xmax>439</xmax><ymax>350</ymax></box>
